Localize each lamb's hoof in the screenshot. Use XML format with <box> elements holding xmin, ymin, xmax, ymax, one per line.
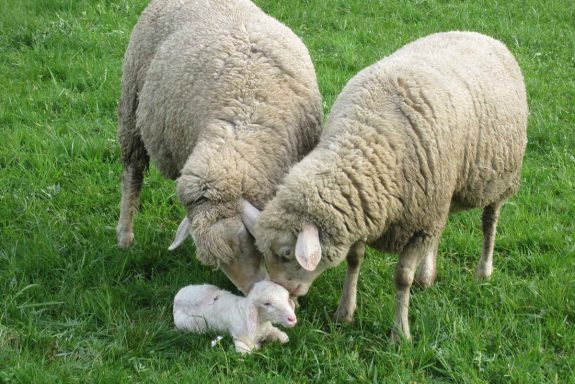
<box><xmin>277</xmin><ymin>332</ymin><xmax>289</xmax><ymax>344</ymax></box>
<box><xmin>333</xmin><ymin>306</ymin><xmax>355</xmax><ymax>323</ymax></box>
<box><xmin>117</xmin><ymin>231</ymin><xmax>134</xmax><ymax>249</ymax></box>
<box><xmin>234</xmin><ymin>341</ymin><xmax>254</xmax><ymax>354</ymax></box>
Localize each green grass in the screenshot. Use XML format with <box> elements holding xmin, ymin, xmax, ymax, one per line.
<box><xmin>1</xmin><ymin>0</ymin><xmax>574</xmax><ymax>382</ymax></box>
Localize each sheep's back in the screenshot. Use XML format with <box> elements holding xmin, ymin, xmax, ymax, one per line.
<box><xmin>284</xmin><ymin>31</ymin><xmax>529</xmax><ymax>255</ymax></box>
<box><xmin>327</xmin><ymin>32</ymin><xmax>527</xmax><ymax>212</ymax></box>
<box><xmin>131</xmin><ymin>0</ymin><xmax>321</xmax><ymax>181</ymax></box>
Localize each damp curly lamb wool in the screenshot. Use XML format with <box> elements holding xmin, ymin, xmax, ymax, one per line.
<box><xmin>243</xmin><ymin>31</ymin><xmax>528</xmax><ymax>340</ymax></box>
<box><xmin>115</xmin><ymin>0</ymin><xmax>322</xmax><ymax>294</ymax></box>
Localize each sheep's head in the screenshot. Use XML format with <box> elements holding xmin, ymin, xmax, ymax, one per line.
<box><xmin>241</xmin><ymin>200</ymin><xmax>340</xmax><ymax>297</ymax></box>
<box><xmin>248</xmin><ymin>280</ymin><xmax>297</xmax><ymax>328</ymax></box>
<box><xmin>169</xmin><ymin>169</ymin><xmax>266</xmax><ymax>295</ymax></box>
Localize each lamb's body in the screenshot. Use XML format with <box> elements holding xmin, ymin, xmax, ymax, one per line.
<box><xmin>116</xmin><ymin>0</ymin><xmax>322</xmax><ymax>293</ymax></box>
<box><xmin>250</xmin><ymin>31</ymin><xmax>528</xmax><ymax>339</ymax></box>
<box><xmin>173</xmin><ymin>281</ymin><xmax>297</xmax><ymax>353</ymax></box>
<box><xmin>174</xmin><ymin>285</ymin><xmax>248</xmax><ymax>334</ymax></box>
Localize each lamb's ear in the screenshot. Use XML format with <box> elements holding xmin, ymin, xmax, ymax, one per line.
<box><xmin>240</xmin><ymin>199</ymin><xmax>261</xmax><ymax>237</ymax></box>
<box><xmin>168</xmin><ymin>217</ymin><xmax>191</xmax><ymax>251</ymax></box>
<box><xmin>295</xmin><ymin>224</ymin><xmax>321</xmax><ymax>271</ymax></box>
<box><xmin>288</xmin><ymin>298</ymin><xmax>296</xmax><ymax>310</ymax></box>
<box><xmin>246</xmin><ymin>303</ymin><xmax>259</xmax><ymax>339</ymax></box>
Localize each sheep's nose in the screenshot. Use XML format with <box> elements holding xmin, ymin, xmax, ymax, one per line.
<box><xmin>288</xmin><ymin>316</ymin><xmax>297</xmax><ymax>325</ymax></box>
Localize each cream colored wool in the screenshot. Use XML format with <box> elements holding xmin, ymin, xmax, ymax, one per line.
<box><xmin>247</xmin><ymin>31</ymin><xmax>528</xmax><ymax>340</ymax></box>
<box><xmin>115</xmin><ymin>0</ymin><xmax>322</xmax><ymax>294</ymax></box>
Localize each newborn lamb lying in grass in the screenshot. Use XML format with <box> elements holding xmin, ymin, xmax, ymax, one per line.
<box><xmin>174</xmin><ymin>280</ymin><xmax>297</xmax><ymax>353</ymax></box>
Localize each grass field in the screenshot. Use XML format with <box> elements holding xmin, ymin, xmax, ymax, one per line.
<box><xmin>1</xmin><ymin>0</ymin><xmax>574</xmax><ymax>382</ymax></box>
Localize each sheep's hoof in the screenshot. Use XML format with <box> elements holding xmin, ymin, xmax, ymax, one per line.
<box><xmin>333</xmin><ymin>306</ymin><xmax>355</xmax><ymax>323</ymax></box>
<box><xmin>390</xmin><ymin>328</ymin><xmax>412</xmax><ymax>344</ymax></box>
<box><xmin>117</xmin><ymin>231</ymin><xmax>134</xmax><ymax>249</ymax></box>
<box><xmin>475</xmin><ymin>266</ymin><xmax>493</xmax><ymax>280</ymax></box>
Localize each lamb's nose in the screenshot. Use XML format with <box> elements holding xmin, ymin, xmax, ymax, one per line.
<box><xmin>288</xmin><ymin>316</ymin><xmax>297</xmax><ymax>324</ymax></box>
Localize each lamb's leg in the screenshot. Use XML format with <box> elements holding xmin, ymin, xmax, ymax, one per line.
<box><xmin>476</xmin><ymin>202</ymin><xmax>501</xmax><ymax>279</ymax></box>
<box><xmin>392</xmin><ymin>234</ymin><xmax>432</xmax><ymax>342</ymax></box>
<box><xmin>115</xmin><ymin>91</ymin><xmax>149</xmax><ymax>249</ymax></box>
<box><xmin>414</xmin><ymin>237</ymin><xmax>439</xmax><ymax>289</ymax></box>
<box><xmin>233</xmin><ymin>338</ymin><xmax>256</xmax><ymax>354</ymax></box>
<box><xmin>265</xmin><ymin>326</ymin><xmax>289</xmax><ymax>344</ymax></box>
<box><xmin>333</xmin><ymin>241</ymin><xmax>365</xmax><ymax>323</ymax></box>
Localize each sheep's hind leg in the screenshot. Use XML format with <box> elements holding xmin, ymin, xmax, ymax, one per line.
<box><xmin>476</xmin><ymin>202</ymin><xmax>501</xmax><ymax>279</ymax></box>
<box><xmin>334</xmin><ymin>241</ymin><xmax>365</xmax><ymax>323</ymax></box>
<box><xmin>116</xmin><ymin>135</ymin><xmax>149</xmax><ymax>249</ymax></box>
<box><xmin>414</xmin><ymin>237</ymin><xmax>440</xmax><ymax>289</ymax></box>
<box><xmin>392</xmin><ymin>234</ymin><xmax>433</xmax><ymax>342</ymax></box>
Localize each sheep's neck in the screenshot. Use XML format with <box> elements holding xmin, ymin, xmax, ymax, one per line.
<box><xmin>292</xmin><ymin>125</ymin><xmax>405</xmax><ymax>246</ymax></box>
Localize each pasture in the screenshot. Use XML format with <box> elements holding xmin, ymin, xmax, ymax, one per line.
<box><xmin>1</xmin><ymin>0</ymin><xmax>573</xmax><ymax>382</ymax></box>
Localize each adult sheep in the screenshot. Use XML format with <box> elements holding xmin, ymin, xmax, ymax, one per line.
<box><xmin>241</xmin><ymin>31</ymin><xmax>528</xmax><ymax>340</ymax></box>
<box><xmin>115</xmin><ymin>0</ymin><xmax>322</xmax><ymax>294</ymax></box>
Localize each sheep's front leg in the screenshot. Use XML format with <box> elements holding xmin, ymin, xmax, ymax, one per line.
<box><xmin>116</xmin><ymin>140</ymin><xmax>149</xmax><ymax>249</ymax></box>
<box><xmin>392</xmin><ymin>234</ymin><xmax>431</xmax><ymax>342</ymax></box>
<box><xmin>265</xmin><ymin>326</ymin><xmax>289</xmax><ymax>344</ymax></box>
<box><xmin>476</xmin><ymin>202</ymin><xmax>501</xmax><ymax>279</ymax></box>
<box><xmin>334</xmin><ymin>242</ymin><xmax>365</xmax><ymax>323</ymax></box>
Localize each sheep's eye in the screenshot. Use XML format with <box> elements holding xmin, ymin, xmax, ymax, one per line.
<box><xmin>264</xmin><ymin>302</ymin><xmax>271</xmax><ymax>307</ymax></box>
<box><xmin>276</xmin><ymin>247</ymin><xmax>291</xmax><ymax>262</ymax></box>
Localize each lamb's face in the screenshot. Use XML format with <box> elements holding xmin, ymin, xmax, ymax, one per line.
<box><xmin>250</xmin><ymin>281</ymin><xmax>297</xmax><ymax>327</ymax></box>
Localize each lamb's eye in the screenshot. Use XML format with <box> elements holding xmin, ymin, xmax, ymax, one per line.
<box><xmin>264</xmin><ymin>302</ymin><xmax>271</xmax><ymax>307</ymax></box>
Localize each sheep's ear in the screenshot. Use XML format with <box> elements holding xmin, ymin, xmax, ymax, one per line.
<box><xmin>295</xmin><ymin>224</ymin><xmax>321</xmax><ymax>271</ymax></box>
<box><xmin>240</xmin><ymin>199</ymin><xmax>261</xmax><ymax>237</ymax></box>
<box><xmin>246</xmin><ymin>303</ymin><xmax>259</xmax><ymax>339</ymax></box>
<box><xmin>168</xmin><ymin>217</ymin><xmax>191</xmax><ymax>251</ymax></box>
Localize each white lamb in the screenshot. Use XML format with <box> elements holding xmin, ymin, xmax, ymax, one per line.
<box><xmin>173</xmin><ymin>280</ymin><xmax>297</xmax><ymax>353</ymax></box>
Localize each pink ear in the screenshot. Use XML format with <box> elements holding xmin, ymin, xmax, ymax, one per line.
<box><xmin>295</xmin><ymin>224</ymin><xmax>321</xmax><ymax>271</ymax></box>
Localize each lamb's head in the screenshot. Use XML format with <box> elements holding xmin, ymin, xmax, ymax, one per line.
<box><xmin>247</xmin><ymin>280</ymin><xmax>297</xmax><ymax>328</ymax></box>
<box><xmin>241</xmin><ymin>200</ymin><xmax>348</xmax><ymax>297</ymax></box>
<box><xmin>169</xmin><ymin>170</ymin><xmax>266</xmax><ymax>295</ymax></box>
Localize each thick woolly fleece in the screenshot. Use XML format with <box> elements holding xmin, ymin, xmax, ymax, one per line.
<box><xmin>255</xmin><ymin>31</ymin><xmax>528</xmax><ymax>268</ymax></box>
<box><xmin>119</xmin><ymin>0</ymin><xmax>322</xmax><ymax>265</ymax></box>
